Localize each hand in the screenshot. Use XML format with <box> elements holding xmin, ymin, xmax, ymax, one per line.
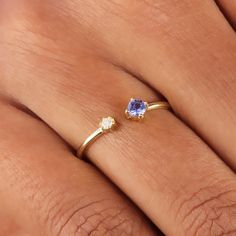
<box><xmin>0</xmin><ymin>1</ymin><xmax>236</xmax><ymax>235</ymax></box>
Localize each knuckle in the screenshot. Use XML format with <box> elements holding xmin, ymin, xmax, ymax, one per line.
<box><xmin>48</xmin><ymin>195</ymin><xmax>142</xmax><ymax>236</ymax></box>
<box><xmin>177</xmin><ymin>185</ymin><xmax>236</xmax><ymax>236</ymax></box>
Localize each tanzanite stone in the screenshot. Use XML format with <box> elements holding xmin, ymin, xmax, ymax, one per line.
<box><xmin>127</xmin><ymin>99</ymin><xmax>147</xmax><ymax>117</ymax></box>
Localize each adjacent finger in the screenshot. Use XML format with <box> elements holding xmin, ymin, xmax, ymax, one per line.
<box><xmin>215</xmin><ymin>0</ymin><xmax>236</xmax><ymax>29</ymax></box>
<box><xmin>0</xmin><ymin>100</ymin><xmax>157</xmax><ymax>236</ymax></box>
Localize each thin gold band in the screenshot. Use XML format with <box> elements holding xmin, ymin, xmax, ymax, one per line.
<box><xmin>77</xmin><ymin>127</ymin><xmax>103</xmax><ymax>159</ymax></box>
<box><xmin>147</xmin><ymin>101</ymin><xmax>171</xmax><ymax>111</ymax></box>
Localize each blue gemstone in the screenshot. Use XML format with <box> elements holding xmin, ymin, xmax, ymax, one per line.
<box><xmin>127</xmin><ymin>99</ymin><xmax>147</xmax><ymax>117</ymax></box>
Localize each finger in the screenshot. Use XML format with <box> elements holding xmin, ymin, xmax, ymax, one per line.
<box><xmin>215</xmin><ymin>0</ymin><xmax>236</xmax><ymax>29</ymax></box>
<box><xmin>0</xmin><ymin>100</ymin><xmax>157</xmax><ymax>236</ymax></box>
<box><xmin>32</xmin><ymin>0</ymin><xmax>236</xmax><ymax>168</ymax></box>
<box><xmin>77</xmin><ymin>0</ymin><xmax>236</xmax><ymax>168</ymax></box>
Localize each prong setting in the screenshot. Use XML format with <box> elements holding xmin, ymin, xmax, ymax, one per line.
<box><xmin>100</xmin><ymin>117</ymin><xmax>116</xmax><ymax>131</ymax></box>
<box><xmin>125</xmin><ymin>98</ymin><xmax>148</xmax><ymax>120</ymax></box>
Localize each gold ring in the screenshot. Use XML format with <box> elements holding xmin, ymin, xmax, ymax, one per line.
<box><xmin>125</xmin><ymin>98</ymin><xmax>170</xmax><ymax>120</ymax></box>
<box><xmin>77</xmin><ymin>117</ymin><xmax>116</xmax><ymax>159</ymax></box>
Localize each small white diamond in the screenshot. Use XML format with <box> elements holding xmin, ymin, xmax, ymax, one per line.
<box><xmin>100</xmin><ymin>117</ymin><xmax>115</xmax><ymax>131</ymax></box>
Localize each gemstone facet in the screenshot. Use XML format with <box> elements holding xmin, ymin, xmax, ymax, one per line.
<box><xmin>126</xmin><ymin>99</ymin><xmax>147</xmax><ymax>119</ymax></box>
<box><xmin>100</xmin><ymin>117</ymin><xmax>116</xmax><ymax>131</ymax></box>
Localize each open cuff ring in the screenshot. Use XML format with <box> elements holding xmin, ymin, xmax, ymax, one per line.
<box><xmin>77</xmin><ymin>98</ymin><xmax>170</xmax><ymax>159</ymax></box>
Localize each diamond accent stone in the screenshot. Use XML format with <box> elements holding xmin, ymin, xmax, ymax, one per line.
<box><xmin>100</xmin><ymin>117</ymin><xmax>116</xmax><ymax>131</ymax></box>
<box><xmin>127</xmin><ymin>99</ymin><xmax>147</xmax><ymax>118</ymax></box>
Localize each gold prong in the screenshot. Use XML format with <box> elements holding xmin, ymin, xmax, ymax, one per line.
<box><xmin>130</xmin><ymin>98</ymin><xmax>135</xmax><ymax>103</ymax></box>
<box><xmin>125</xmin><ymin>109</ymin><xmax>131</xmax><ymax>119</ymax></box>
<box><xmin>139</xmin><ymin>114</ymin><xmax>145</xmax><ymax>120</ymax></box>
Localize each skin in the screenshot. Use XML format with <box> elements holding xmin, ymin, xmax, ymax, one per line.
<box><xmin>0</xmin><ymin>0</ymin><xmax>236</xmax><ymax>235</ymax></box>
